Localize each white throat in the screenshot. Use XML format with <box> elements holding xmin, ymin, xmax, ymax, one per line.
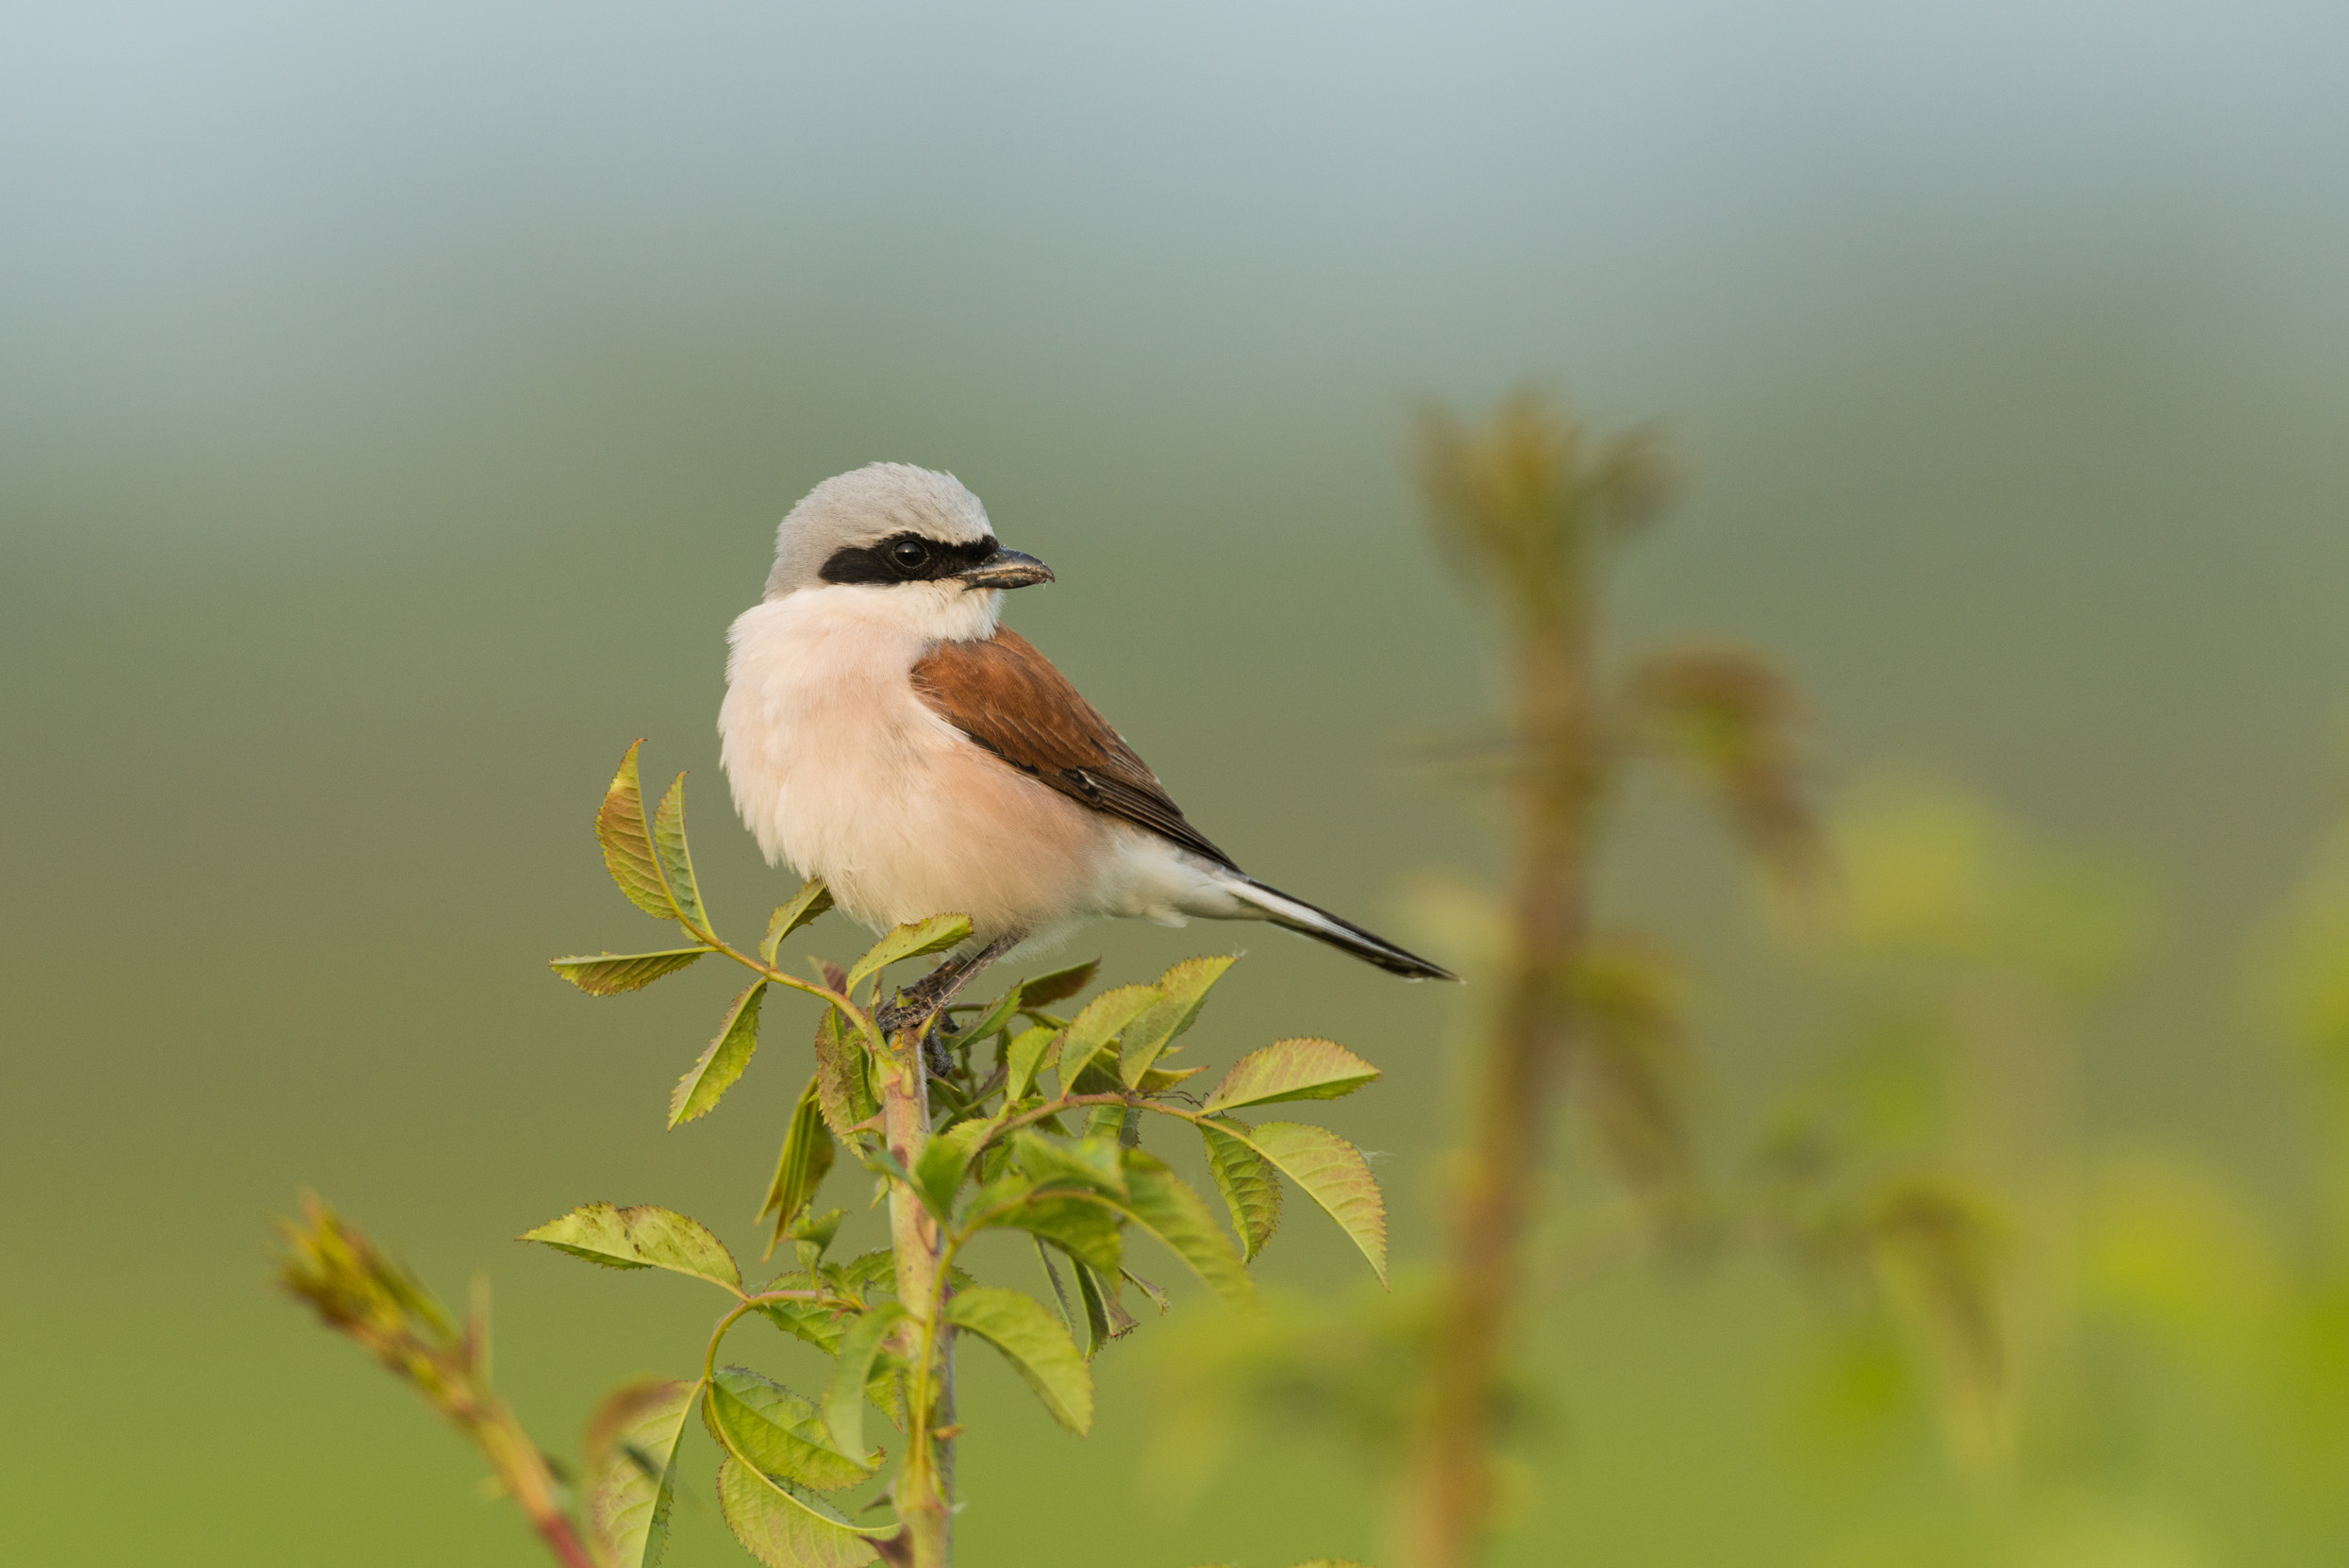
<box><xmin>718</xmin><ymin>579</ymin><xmax>1008</xmax><ymax>906</ymax></box>
<box><xmin>761</xmin><ymin>578</ymin><xmax>1004</xmax><ymax>645</ymax></box>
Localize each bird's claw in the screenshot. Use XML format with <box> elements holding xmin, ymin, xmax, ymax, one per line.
<box><xmin>920</xmin><ymin>1016</ymin><xmax>958</xmax><ymax>1079</ymax></box>
<box><xmin>875</xmin><ymin>972</ymin><xmax>958</xmax><ymax>1037</ymax></box>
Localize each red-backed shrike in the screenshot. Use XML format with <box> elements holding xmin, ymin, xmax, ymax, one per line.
<box><xmin>719</xmin><ymin>463</ymin><xmax>1455</xmax><ymax>992</ymax></box>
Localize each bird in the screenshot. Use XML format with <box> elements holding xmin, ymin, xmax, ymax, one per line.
<box><xmin>718</xmin><ymin>461</ymin><xmax>1457</xmax><ymax>1014</ymax></box>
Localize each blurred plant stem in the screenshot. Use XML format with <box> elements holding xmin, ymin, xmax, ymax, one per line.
<box><xmin>1400</xmin><ymin>392</ymin><xmax>1816</xmax><ymax>1565</ymax></box>
<box><xmin>1408</xmin><ymin>418</ymin><xmax>1595</xmax><ymax>1568</ymax></box>
<box><xmin>1405</xmin><ymin>394</ymin><xmax>1660</xmax><ymax>1568</ymax></box>
<box><xmin>276</xmin><ymin>1198</ymin><xmax>595</xmax><ymax>1568</ymax></box>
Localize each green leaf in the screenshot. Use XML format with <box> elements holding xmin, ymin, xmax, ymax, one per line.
<box><xmin>1071</xmin><ymin>1257</ymin><xmax>1112</xmax><ymax>1353</ymax></box>
<box><xmin>761</xmin><ymin>879</ymin><xmax>835</xmax><ymax>965</ymax></box>
<box><xmin>1201</xmin><ymin>1037</ymin><xmax>1381</xmax><ymax>1112</ymax></box>
<box><xmin>671</xmin><ymin>982</ymin><xmax>767</xmax><ymax>1127</ymax></box>
<box><xmin>1199</xmin><ymin>1120</ymin><xmax>1282</xmax><ymax>1259</ymax></box>
<box><xmin>596</xmin><ymin>741</ymin><xmax>677</xmax><ymax>922</ymax></box>
<box><xmin>1136</xmin><ymin>1061</ymin><xmax>1208</xmax><ymax>1094</ymax></box>
<box><xmin>1018</xmin><ymin>958</ymin><xmax>1099</xmax><ymax>1009</ymax></box>
<box><xmin>1029</xmin><ymin>1200</ymin><xmax>1126</xmax><ymax>1279</ymax></box>
<box><xmin>845</xmin><ymin>914</ymin><xmax>974</xmax><ymax>997</ymax></box>
<box><xmin>1071</xmin><ymin>1259</ymin><xmax>1136</xmax><ymax>1353</ymax></box>
<box><xmin>707</xmin><ymin>1366</ymin><xmax>877</xmax><ymax>1492</ymax></box>
<box><xmin>715</xmin><ymin>1454</ymin><xmax>891</xmax><ymax>1568</ymax></box>
<box><xmin>650</xmin><ymin>774</ymin><xmax>710</xmax><ymax>936</ymax></box>
<box><xmin>812</xmin><ymin>1008</ymin><xmax>878</xmax><ymax>1142</ymax></box>
<box><xmin>824</xmin><ymin>1302</ymin><xmax>908</xmax><ymax>1460</ymax></box>
<box><xmin>912</xmin><ymin>1118</ymin><xmax>995</xmax><ymax>1218</ymax></box>
<box><xmin>1119</xmin><ymin>955</ymin><xmax>1238</xmax><ymax>1088</ymax></box>
<box><xmin>830</xmin><ymin>1248</ymin><xmax>897</xmax><ymax>1296</ymax></box>
<box><xmin>758</xmin><ymin>1296</ymin><xmax>848</xmax><ymax>1357</ymax></box>
<box><xmin>521</xmin><ymin>1203</ymin><xmax>742</xmax><ymax>1293</ymax></box>
<box><xmin>583</xmin><ymin>1377</ymin><xmax>696</xmax><ymax>1568</ymax></box>
<box><xmin>1011</xmin><ymin>1132</ymin><xmax>1126</xmax><ymax>1196</ymax></box>
<box><xmin>1219</xmin><ymin>1121</ymin><xmax>1388</xmax><ymax>1285</ymax></box>
<box><xmin>1032</xmin><ymin>1236</ymin><xmax>1077</xmax><ymax>1330</ymax></box>
<box><xmin>1122</xmin><ymin>1267</ymin><xmax>1171</xmax><ymax>1315</ymax></box>
<box><xmin>1114</xmin><ymin>1150</ymin><xmax>1257</xmax><ymax>1311</ymax></box>
<box><xmin>1004</xmin><ymin>1026</ymin><xmax>1060</xmax><ymax>1103</ymax></box>
<box><xmin>959</xmin><ymin>1167</ymin><xmax>1031</xmax><ymax>1221</ymax></box>
<box><xmin>860</xmin><ymin>1143</ymin><xmax>919</xmax><ymax>1197</ymax></box>
<box><xmin>551</xmin><ymin>946</ymin><xmax>713</xmax><ymax>996</ymax></box>
<box><xmin>946</xmin><ymin>1286</ymin><xmax>1094</xmax><ymax>1433</ymax></box>
<box><xmin>971</xmin><ymin>1135</ymin><xmax>1015</xmax><ymax>1187</ymax></box>
<box><xmin>1058</xmin><ymin>984</ymin><xmax>1158</xmax><ymax>1090</ymax></box>
<box><xmin>788</xmin><ymin>1208</ymin><xmax>845</xmax><ymax>1261</ymax></box>
<box><xmin>958</xmin><ymin>982</ymin><xmax>1028</xmax><ymax>1047</ymax></box>
<box><xmin>758</xmin><ymin>1076</ymin><xmax>837</xmax><ymax>1250</ymax></box>
<box><xmin>1084</xmin><ymin>1104</ymin><xmax>1135</xmax><ymax>1144</ymax></box>
<box><xmin>975</xmin><ymin>1184</ymin><xmax>1125</xmax><ymax>1277</ymax></box>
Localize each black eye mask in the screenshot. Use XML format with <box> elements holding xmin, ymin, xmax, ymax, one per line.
<box><xmin>819</xmin><ymin>532</ymin><xmax>1002</xmax><ymax>585</ymax></box>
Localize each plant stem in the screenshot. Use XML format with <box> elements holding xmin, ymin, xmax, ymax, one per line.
<box><xmin>1410</xmin><ymin>600</ymin><xmax>1597</xmax><ymax>1565</ymax></box>
<box><xmin>880</xmin><ymin>1037</ymin><xmax>956</xmax><ymax>1568</ymax></box>
<box><xmin>277</xmin><ymin>1201</ymin><xmax>598</xmax><ymax>1568</ymax></box>
<box><xmin>473</xmin><ymin>1403</ymin><xmax>599</xmax><ymax>1568</ymax></box>
<box><xmin>702</xmin><ymin>930</ymin><xmax>884</xmax><ymax>1055</ymax></box>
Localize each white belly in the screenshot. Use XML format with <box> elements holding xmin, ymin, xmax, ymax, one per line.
<box><xmin>719</xmin><ymin>585</ymin><xmax>1134</xmax><ymax>941</ymax></box>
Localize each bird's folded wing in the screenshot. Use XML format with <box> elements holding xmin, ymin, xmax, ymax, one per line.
<box><xmin>910</xmin><ymin>628</ymin><xmax>1236</xmax><ymax>869</ymax></box>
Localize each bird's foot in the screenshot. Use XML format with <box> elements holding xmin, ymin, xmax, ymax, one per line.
<box><xmin>920</xmin><ymin>1014</ymin><xmax>958</xmax><ymax>1080</ymax></box>
<box><xmin>874</xmin><ymin>930</ymin><xmax>1025</xmax><ymax>1038</ymax></box>
<box><xmin>875</xmin><ymin>964</ymin><xmax>963</xmax><ymax>1036</ymax></box>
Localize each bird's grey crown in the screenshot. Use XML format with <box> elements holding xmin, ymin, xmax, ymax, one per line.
<box><xmin>766</xmin><ymin>462</ymin><xmax>992</xmax><ymax>598</ymax></box>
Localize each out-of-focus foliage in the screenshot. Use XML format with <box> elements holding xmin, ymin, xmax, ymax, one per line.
<box><xmin>1831</xmin><ymin>781</ymin><xmax>2149</xmax><ymax>993</ymax></box>
<box><xmin>1145</xmin><ymin>1281</ymin><xmax>1438</xmax><ymax>1501</ymax></box>
<box><xmin>278</xmin><ymin>1201</ymin><xmax>600</xmax><ymax>1568</ymax></box>
<box><xmin>1414</xmin><ymin>392</ymin><xmax>1674</xmax><ymax>629</ymax></box>
<box><xmin>1760</xmin><ymin>780</ymin><xmax>2152</xmax><ymax>1476</ymax></box>
<box><xmin>1625</xmin><ymin>645</ymin><xmax>1821</xmax><ymax>899</ymax></box>
<box><xmin>1153</xmin><ymin>756</ymin><xmax>2349</xmax><ymax>1563</ymax></box>
<box><xmin>1150</xmin><ymin>763</ymin><xmax>2203</xmax><ymax>1553</ymax></box>
<box><xmin>2262</xmin><ymin>820</ymin><xmax>2349</xmax><ymax>1090</ymax></box>
<box><xmin>1397</xmin><ymin>393</ymin><xmax>1824</xmax><ymax>1568</ymax></box>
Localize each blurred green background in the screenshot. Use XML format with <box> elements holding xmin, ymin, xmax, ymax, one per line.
<box><xmin>7</xmin><ymin>4</ymin><xmax>2349</xmax><ymax>1564</ymax></box>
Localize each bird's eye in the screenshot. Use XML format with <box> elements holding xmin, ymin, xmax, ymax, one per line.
<box><xmin>889</xmin><ymin>539</ymin><xmax>931</xmax><ymax>575</ymax></box>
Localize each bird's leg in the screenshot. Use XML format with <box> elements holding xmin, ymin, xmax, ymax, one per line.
<box><xmin>876</xmin><ymin>929</ymin><xmax>1025</xmax><ymax>1039</ymax></box>
<box><xmin>920</xmin><ymin>1013</ymin><xmax>958</xmax><ymax>1081</ymax></box>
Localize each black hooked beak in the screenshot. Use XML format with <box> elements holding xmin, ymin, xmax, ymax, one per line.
<box><xmin>958</xmin><ymin>546</ymin><xmax>1055</xmax><ymax>591</ymax></box>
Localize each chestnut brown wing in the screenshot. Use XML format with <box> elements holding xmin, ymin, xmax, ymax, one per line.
<box><xmin>910</xmin><ymin>628</ymin><xmax>1236</xmax><ymax>869</ymax></box>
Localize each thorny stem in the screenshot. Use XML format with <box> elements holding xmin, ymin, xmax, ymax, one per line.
<box><xmin>701</xmin><ymin>916</ymin><xmax>971</xmax><ymax>1563</ymax></box>
<box><xmin>716</xmin><ymin>926</ymin><xmax>1189</xmax><ymax>1568</ymax></box>
<box><xmin>869</xmin><ymin>1051</ymin><xmax>1192</xmax><ymax>1568</ymax></box>
<box><xmin>710</xmin><ymin>921</ymin><xmax>1143</xmax><ymax>1568</ymax></box>
<box><xmin>719</xmin><ymin>900</ymin><xmax>956</xmax><ymax>1564</ymax></box>
<box><xmin>879</xmin><ymin>1027</ymin><xmax>956</xmax><ymax>1568</ymax></box>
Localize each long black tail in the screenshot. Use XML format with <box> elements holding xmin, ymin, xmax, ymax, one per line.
<box><xmin>1219</xmin><ymin>873</ymin><xmax>1459</xmax><ymax>981</ymax></box>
